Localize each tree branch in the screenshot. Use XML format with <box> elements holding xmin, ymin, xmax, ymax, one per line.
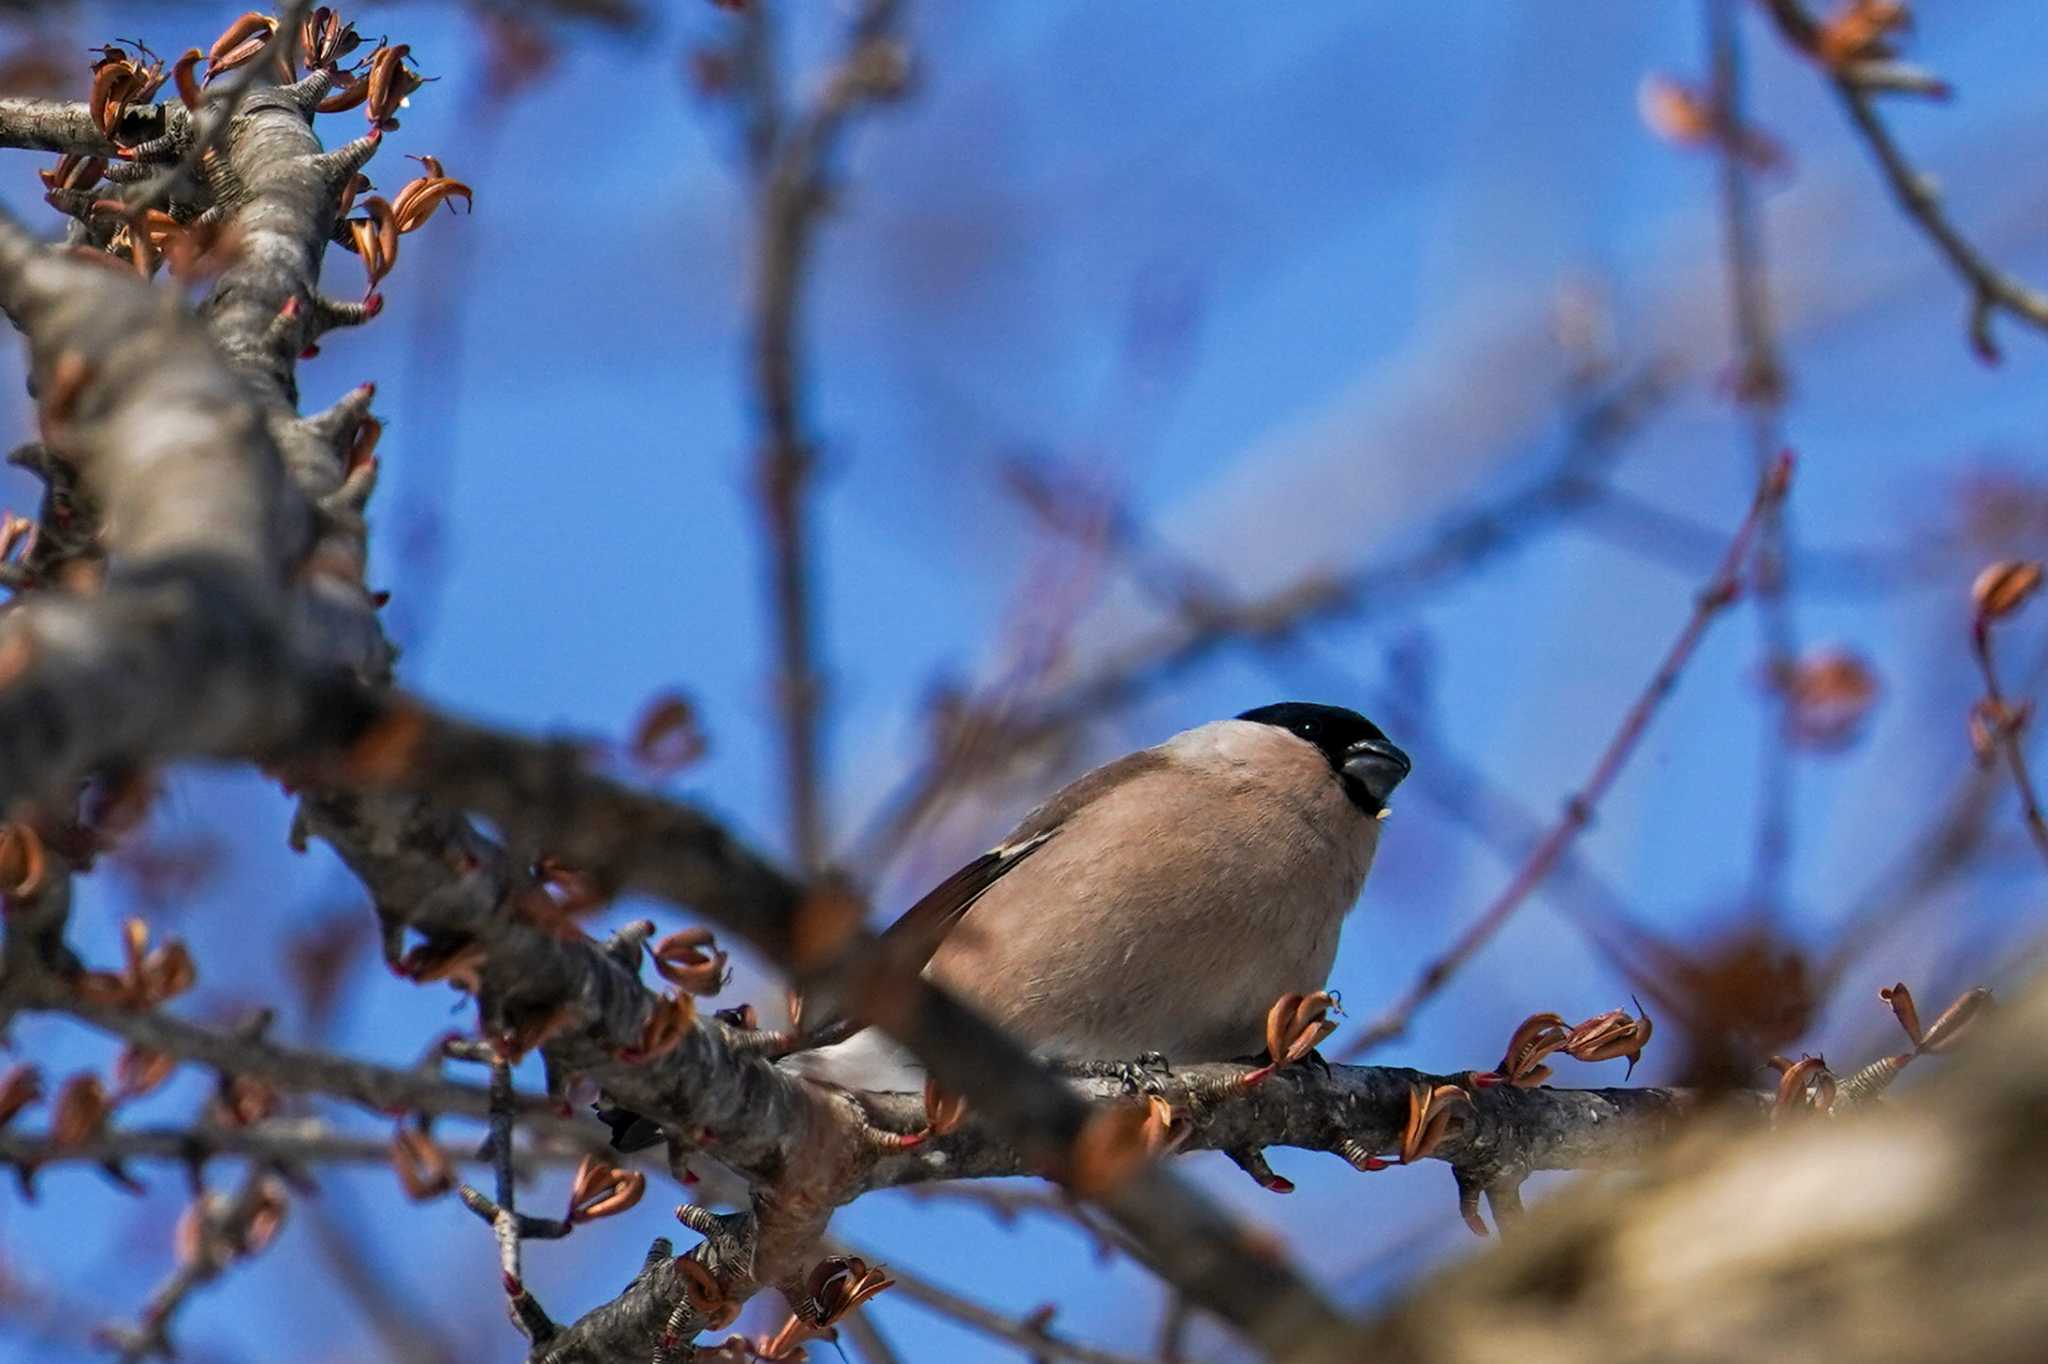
<box><xmin>1760</xmin><ymin>0</ymin><xmax>2048</xmax><ymax>359</ymax></box>
<box><xmin>1341</xmin><ymin>452</ymin><xmax>1795</xmax><ymax>1058</ymax></box>
<box><xmin>740</xmin><ymin>0</ymin><xmax>908</xmax><ymax>873</ymax></box>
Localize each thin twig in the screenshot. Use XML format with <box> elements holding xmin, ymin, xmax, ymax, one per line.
<box><xmin>307</xmin><ymin>1190</ymin><xmax>467</xmax><ymax>1364</ymax></box>
<box><xmin>850</xmin><ymin>365</ymin><xmax>1672</xmax><ymax>875</ymax></box>
<box><xmin>6</xmin><ymin>981</ymin><xmax>588</xmax><ymax>1135</ymax></box>
<box><xmin>744</xmin><ymin>0</ymin><xmax>907</xmax><ymax>873</ymax></box>
<box><xmin>1342</xmin><ymin>452</ymin><xmax>1795</xmax><ymax>1058</ymax></box>
<box><xmin>490</xmin><ymin>1053</ymin><xmax>524</xmax><ymax>1293</ymax></box>
<box><xmin>837</xmin><ymin>1307</ymin><xmax>905</xmax><ymax>1364</ymax></box>
<box><xmin>1813</xmin><ymin>633</ymin><xmax>2048</xmax><ymax>993</ymax></box>
<box><xmin>1759</xmin><ymin>0</ymin><xmax>2048</xmax><ymax>358</ymax></box>
<box><xmin>0</xmin><ymin>1119</ymin><xmax>577</xmax><ymax>1175</ymax></box>
<box><xmin>1707</xmin><ymin>0</ymin><xmax>1799</xmax><ymax>915</ymax></box>
<box><xmin>1971</xmin><ymin>612</ymin><xmax>2048</xmax><ymax>867</ymax></box>
<box><xmin>100</xmin><ymin>1168</ymin><xmax>281</xmax><ymax>1363</ymax></box>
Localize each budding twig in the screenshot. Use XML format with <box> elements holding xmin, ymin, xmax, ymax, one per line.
<box><xmin>1344</xmin><ymin>453</ymin><xmax>1795</xmax><ymax>1058</ymax></box>
<box><xmin>1968</xmin><ymin>561</ymin><xmax>2048</xmax><ymax>868</ymax></box>
<box><xmin>1759</xmin><ymin>0</ymin><xmax>2048</xmax><ymax>360</ymax></box>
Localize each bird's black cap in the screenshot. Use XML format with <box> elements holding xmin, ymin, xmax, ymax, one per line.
<box><xmin>1238</xmin><ymin>702</ymin><xmax>1411</xmax><ymax>814</ymax></box>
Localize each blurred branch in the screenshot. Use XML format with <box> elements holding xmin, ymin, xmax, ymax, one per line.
<box><xmin>1760</xmin><ymin>0</ymin><xmax>2048</xmax><ymax>359</ymax></box>
<box><xmin>306</xmin><ymin>1189</ymin><xmax>468</xmax><ymax>1364</ymax></box>
<box><xmin>5</xmin><ymin>979</ymin><xmax>589</xmax><ymax>1135</ymax></box>
<box><xmin>1341</xmin><ymin>453</ymin><xmax>1795</xmax><ymax>1058</ymax></box>
<box><xmin>0</xmin><ymin>1117</ymin><xmax>578</xmax><ymax>1176</ymax></box>
<box><xmin>897</xmin><ymin>1181</ymin><xmax>1139</xmax><ymax>1262</ymax></box>
<box><xmin>1575</xmin><ymin>484</ymin><xmax>1949</xmax><ymax>595</ymax></box>
<box><xmin>1708</xmin><ymin>0</ymin><xmax>1798</xmax><ymax>914</ymax></box>
<box><xmin>1969</xmin><ymin>576</ymin><xmax>2048</xmax><ymax>867</ymax></box>
<box><xmin>857</xmin><ymin>365</ymin><xmax>1672</xmax><ymax>872</ymax></box>
<box><xmin>97</xmin><ymin>1167</ymin><xmax>284</xmax><ymax>1363</ymax></box>
<box><xmin>836</xmin><ymin>1307</ymin><xmax>904</xmax><ymax>1364</ymax></box>
<box><xmin>740</xmin><ymin>0</ymin><xmax>909</xmax><ymax>873</ymax></box>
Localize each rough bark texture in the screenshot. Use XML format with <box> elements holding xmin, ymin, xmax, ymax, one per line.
<box><xmin>1364</xmin><ymin>978</ymin><xmax>2048</xmax><ymax>1363</ymax></box>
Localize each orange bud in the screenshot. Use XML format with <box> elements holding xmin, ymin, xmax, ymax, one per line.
<box><xmin>629</xmin><ymin>692</ymin><xmax>708</xmax><ymax>775</ymax></box>
<box><xmin>0</xmin><ymin>824</ymin><xmax>46</xmax><ymax>898</ymax></box>
<box><xmin>51</xmin><ymin>1074</ymin><xmax>109</xmax><ymax>1147</ymax></box>
<box><xmin>650</xmin><ymin>927</ymin><xmax>729</xmax><ymax>995</ymax></box>
<box><xmin>0</xmin><ymin>1065</ymin><xmax>44</xmax><ymax>1128</ymax></box>
<box><xmin>1066</xmin><ymin>1100</ymin><xmax>1154</xmax><ymax>1197</ymax></box>
<box><xmin>390</xmin><ymin>1126</ymin><xmax>453</xmax><ymax>1200</ymax></box>
<box><xmin>1973</xmin><ymin>560</ymin><xmax>2043</xmax><ymax>621</ymax></box>
<box><xmin>567</xmin><ymin>1155</ymin><xmax>645</xmax><ymax>1222</ymax></box>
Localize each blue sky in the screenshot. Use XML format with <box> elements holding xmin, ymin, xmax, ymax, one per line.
<box><xmin>6</xmin><ymin>2</ymin><xmax>2048</xmax><ymax>1360</ymax></box>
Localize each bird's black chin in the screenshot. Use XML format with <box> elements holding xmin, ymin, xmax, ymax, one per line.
<box><xmin>1341</xmin><ymin>737</ymin><xmax>1410</xmax><ymax>816</ymax></box>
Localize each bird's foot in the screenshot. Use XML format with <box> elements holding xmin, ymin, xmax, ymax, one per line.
<box><xmin>1080</xmin><ymin>1051</ymin><xmax>1174</xmax><ymax>1094</ymax></box>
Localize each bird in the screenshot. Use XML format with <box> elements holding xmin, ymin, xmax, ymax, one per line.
<box><xmin>783</xmin><ymin>701</ymin><xmax>1409</xmax><ymax>1093</ymax></box>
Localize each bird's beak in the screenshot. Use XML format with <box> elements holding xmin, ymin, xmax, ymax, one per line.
<box><xmin>1343</xmin><ymin>737</ymin><xmax>1411</xmax><ymax>810</ymax></box>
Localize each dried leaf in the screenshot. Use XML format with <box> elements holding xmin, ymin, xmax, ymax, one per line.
<box><xmin>676</xmin><ymin>1255</ymin><xmax>741</xmax><ymax>1329</ymax></box>
<box><xmin>1490</xmin><ymin>1011</ymin><xmax>1569</xmax><ymax>1087</ymax></box>
<box><xmin>620</xmin><ymin>990</ymin><xmax>694</xmax><ymax>1062</ymax></box>
<box><xmin>389</xmin><ymin>167</ymin><xmax>472</xmax><ymax>233</ymax></box>
<box><xmin>1879</xmin><ymin>981</ymin><xmax>1922</xmax><ymax>1047</ymax></box>
<box><xmin>807</xmin><ymin>1254</ymin><xmax>894</xmax><ymax>1326</ymax></box>
<box><xmin>1067</xmin><ymin>1100</ymin><xmax>1153</xmax><ymax>1198</ymax></box>
<box><xmin>566</xmin><ymin>1155</ymin><xmax>644</xmax><ymax>1222</ymax></box>
<box><xmin>629</xmin><ymin>692</ymin><xmax>708</xmax><ymax>775</ymax></box>
<box><xmin>923</xmin><ymin>1078</ymin><xmax>969</xmax><ymax>1137</ymax></box>
<box><xmin>1259</xmin><ymin>990</ymin><xmax>1340</xmax><ymax>1073</ymax></box>
<box><xmin>1973</xmin><ymin>560</ymin><xmax>2043</xmax><ymax>621</ymax></box>
<box><xmin>1562</xmin><ymin>1001</ymin><xmax>1654</xmax><ymax>1078</ymax></box>
<box><xmin>171</xmin><ymin>48</ymin><xmax>203</xmax><ymax>110</ymax></box>
<box><xmin>1778</xmin><ymin>646</ymin><xmax>1882</xmax><ymax>749</ymax></box>
<box><xmin>0</xmin><ymin>823</ymin><xmax>46</xmax><ymax>898</ymax></box>
<box><xmin>242</xmin><ymin>1177</ymin><xmax>289</xmax><ymax>1255</ymax></box>
<box><xmin>0</xmin><ymin>1065</ymin><xmax>43</xmax><ymax>1128</ymax></box>
<box><xmin>211</xmin><ymin>1074</ymin><xmax>279</xmax><ymax>1128</ymax></box>
<box><xmin>650</xmin><ymin>927</ymin><xmax>730</xmax><ymax>995</ymax></box>
<box><xmin>1918</xmin><ymin>986</ymin><xmax>1993</xmax><ymax>1054</ymax></box>
<box><xmin>300</xmin><ymin>7</ymin><xmax>362</xmax><ymax>70</ymax></box>
<box><xmin>390</xmin><ymin>1126</ymin><xmax>454</xmax><ymax>1200</ymax></box>
<box><xmin>204</xmin><ymin>13</ymin><xmax>278</xmax><ymax>83</ymax></box>
<box><xmin>319</xmin><ymin>71</ymin><xmax>370</xmax><ymax>114</ymax></box>
<box><xmin>364</xmin><ymin>44</ymin><xmax>425</xmax><ymax>129</ymax></box>
<box><xmin>114</xmin><ymin>1045</ymin><xmax>175</xmax><ymax>1100</ymax></box>
<box><xmin>1398</xmin><ymin>1082</ymin><xmax>1474</xmax><ymax>1164</ymax></box>
<box><xmin>345</xmin><ymin>195</ymin><xmax>400</xmax><ymax>289</ymax></box>
<box><xmin>1772</xmin><ymin>1055</ymin><xmax>1836</xmax><ymax>1116</ymax></box>
<box><xmin>397</xmin><ymin>935</ymin><xmax>487</xmax><ymax>994</ymax></box>
<box><xmin>1638</xmin><ymin>73</ymin><xmax>1715</xmax><ymax>147</ymax></box>
<box><xmin>1816</xmin><ymin>0</ymin><xmax>1910</xmax><ymax>68</ymax></box>
<box><xmin>51</xmin><ymin>1074</ymin><xmax>108</xmax><ymax>1148</ymax></box>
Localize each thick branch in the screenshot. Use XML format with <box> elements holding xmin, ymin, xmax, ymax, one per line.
<box><xmin>0</xmin><ymin>96</ymin><xmax>177</xmax><ymax>158</ymax></box>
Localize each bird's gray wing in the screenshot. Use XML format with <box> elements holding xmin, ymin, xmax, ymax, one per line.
<box><xmin>872</xmin><ymin>747</ymin><xmax>1168</xmax><ymax>972</ymax></box>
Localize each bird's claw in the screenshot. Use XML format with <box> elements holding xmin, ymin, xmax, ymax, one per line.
<box><xmin>1115</xmin><ymin>1056</ymin><xmax>1170</xmax><ymax>1094</ymax></box>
